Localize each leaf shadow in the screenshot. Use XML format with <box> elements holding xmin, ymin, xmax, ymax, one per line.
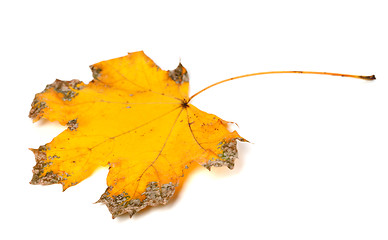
<box><xmin>34</xmin><ymin>118</ymin><xmax>64</xmax><ymax>127</ymax></box>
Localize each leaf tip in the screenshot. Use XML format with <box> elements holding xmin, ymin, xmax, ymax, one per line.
<box><xmin>201</xmin><ymin>137</ymin><xmax>247</xmax><ymax>170</ymax></box>
<box><xmin>89</xmin><ymin>65</ymin><xmax>102</xmax><ymax>80</ymax></box>
<box><xmin>168</xmin><ymin>63</ymin><xmax>189</xmax><ymax>84</ymax></box>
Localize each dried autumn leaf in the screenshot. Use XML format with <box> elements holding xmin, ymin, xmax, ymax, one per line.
<box><xmin>29</xmin><ymin>51</ymin><xmax>246</xmax><ymax>218</ymax></box>
<box><xmin>29</xmin><ymin>51</ymin><xmax>375</xmax><ymax>218</ymax></box>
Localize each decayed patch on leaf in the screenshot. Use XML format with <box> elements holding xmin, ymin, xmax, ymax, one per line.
<box><xmin>30</xmin><ymin>145</ymin><xmax>66</xmax><ymax>185</ymax></box>
<box><xmin>97</xmin><ymin>181</ymin><xmax>176</xmax><ymax>218</ymax></box>
<box><xmin>29</xmin><ymin>51</ymin><xmax>246</xmax><ymax>218</ymax></box>
<box><xmin>202</xmin><ymin>138</ymin><xmax>243</xmax><ymax>170</ymax></box>
<box><xmin>168</xmin><ymin>63</ymin><xmax>189</xmax><ymax>84</ymax></box>
<box><xmin>67</xmin><ymin>119</ymin><xmax>78</xmax><ymax>131</ymax></box>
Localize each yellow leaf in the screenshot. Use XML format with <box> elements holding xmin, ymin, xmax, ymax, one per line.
<box><xmin>30</xmin><ymin>51</ymin><xmax>374</xmax><ymax>218</ymax></box>
<box><xmin>29</xmin><ymin>51</ymin><xmax>246</xmax><ymax>218</ymax></box>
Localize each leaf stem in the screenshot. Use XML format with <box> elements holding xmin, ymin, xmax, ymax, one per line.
<box><xmin>188</xmin><ymin>71</ymin><xmax>375</xmax><ymax>102</ymax></box>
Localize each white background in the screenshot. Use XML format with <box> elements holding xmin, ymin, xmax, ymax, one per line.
<box><xmin>1</xmin><ymin>0</ymin><xmax>387</xmax><ymax>239</ymax></box>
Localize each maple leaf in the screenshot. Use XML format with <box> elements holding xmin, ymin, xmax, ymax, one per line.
<box><xmin>29</xmin><ymin>51</ymin><xmax>246</xmax><ymax>218</ymax></box>
<box><xmin>29</xmin><ymin>51</ymin><xmax>375</xmax><ymax>218</ymax></box>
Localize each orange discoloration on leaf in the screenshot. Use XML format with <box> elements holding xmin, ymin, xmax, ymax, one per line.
<box><xmin>29</xmin><ymin>51</ymin><xmax>246</xmax><ymax>218</ymax></box>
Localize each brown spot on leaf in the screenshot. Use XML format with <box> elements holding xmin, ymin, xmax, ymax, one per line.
<box><xmin>30</xmin><ymin>146</ymin><xmax>63</xmax><ymax>185</ymax></box>
<box><xmin>29</xmin><ymin>79</ymin><xmax>84</xmax><ymax>120</ymax></box>
<box><xmin>202</xmin><ymin>138</ymin><xmax>246</xmax><ymax>170</ymax></box>
<box><xmin>28</xmin><ymin>99</ymin><xmax>47</xmax><ymax>120</ymax></box>
<box><xmin>67</xmin><ymin>118</ymin><xmax>78</xmax><ymax>131</ymax></box>
<box><xmin>90</xmin><ymin>65</ymin><xmax>102</xmax><ymax>80</ymax></box>
<box><xmin>168</xmin><ymin>63</ymin><xmax>189</xmax><ymax>84</ymax></box>
<box><xmin>45</xmin><ymin>79</ymin><xmax>84</xmax><ymax>101</ymax></box>
<box><xmin>97</xmin><ymin>182</ymin><xmax>176</xmax><ymax>218</ymax></box>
